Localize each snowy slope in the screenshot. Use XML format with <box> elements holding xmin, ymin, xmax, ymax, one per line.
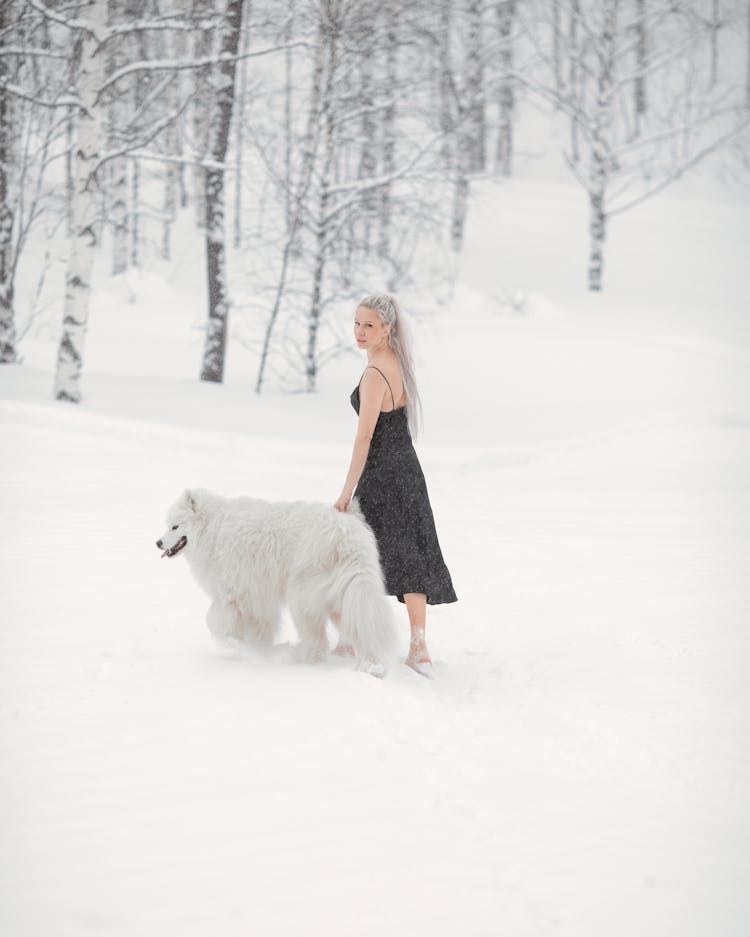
<box><xmin>2</xmin><ymin>179</ymin><xmax>750</xmax><ymax>936</ymax></box>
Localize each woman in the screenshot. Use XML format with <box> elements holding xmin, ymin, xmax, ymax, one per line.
<box><xmin>334</xmin><ymin>294</ymin><xmax>457</xmax><ymax>676</ymax></box>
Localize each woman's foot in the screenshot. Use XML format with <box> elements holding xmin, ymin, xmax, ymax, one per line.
<box><xmin>406</xmin><ymin>629</ymin><xmax>434</xmax><ymax>678</ymax></box>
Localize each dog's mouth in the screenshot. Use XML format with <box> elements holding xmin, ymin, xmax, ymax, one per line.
<box><xmin>161</xmin><ymin>536</ymin><xmax>187</xmax><ymax>558</ymax></box>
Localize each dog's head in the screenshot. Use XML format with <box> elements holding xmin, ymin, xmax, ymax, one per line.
<box><xmin>155</xmin><ymin>489</ymin><xmax>201</xmax><ymax>559</ymax></box>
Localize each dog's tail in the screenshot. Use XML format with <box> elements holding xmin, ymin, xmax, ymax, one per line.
<box><xmin>339</xmin><ymin>568</ymin><xmax>397</xmax><ymax>670</ymax></box>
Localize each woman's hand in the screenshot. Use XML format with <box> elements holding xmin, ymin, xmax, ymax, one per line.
<box><xmin>334</xmin><ymin>492</ymin><xmax>351</xmax><ymax>512</ymax></box>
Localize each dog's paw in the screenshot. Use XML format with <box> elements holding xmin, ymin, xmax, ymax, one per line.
<box><xmin>357</xmin><ymin>658</ymin><xmax>387</xmax><ymax>679</ymax></box>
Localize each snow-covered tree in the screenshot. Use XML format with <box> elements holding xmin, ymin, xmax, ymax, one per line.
<box><xmin>527</xmin><ymin>0</ymin><xmax>750</xmax><ymax>290</ymax></box>
<box><xmin>53</xmin><ymin>0</ymin><xmax>108</xmax><ymax>402</ymax></box>
<box><xmin>1</xmin><ymin>0</ymin><xmax>70</xmax><ymax>364</ymax></box>
<box><xmin>199</xmin><ymin>0</ymin><xmax>245</xmax><ymax>384</ymax></box>
<box><xmin>252</xmin><ymin>0</ymin><xmax>445</xmax><ymax>393</ymax></box>
<box><xmin>496</xmin><ymin>0</ymin><xmax>518</xmax><ymax>177</ymax></box>
<box><xmin>0</xmin><ymin>1</ymin><xmax>16</xmax><ymax>363</ymax></box>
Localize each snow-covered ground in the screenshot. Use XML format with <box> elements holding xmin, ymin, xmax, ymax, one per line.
<box><xmin>2</xmin><ymin>179</ymin><xmax>750</xmax><ymax>936</ymax></box>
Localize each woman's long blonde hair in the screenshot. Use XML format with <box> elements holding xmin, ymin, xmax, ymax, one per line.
<box><xmin>358</xmin><ymin>293</ymin><xmax>422</xmax><ymax>439</ymax></box>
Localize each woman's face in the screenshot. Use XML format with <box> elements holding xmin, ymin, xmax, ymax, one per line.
<box><xmin>354</xmin><ymin>306</ymin><xmax>389</xmax><ymax>351</ymax></box>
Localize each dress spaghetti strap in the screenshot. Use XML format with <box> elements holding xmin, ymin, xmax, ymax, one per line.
<box><xmin>363</xmin><ymin>365</ymin><xmax>395</xmax><ymax>409</ymax></box>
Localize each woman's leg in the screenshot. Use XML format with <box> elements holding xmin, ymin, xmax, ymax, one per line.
<box><xmin>404</xmin><ymin>592</ymin><xmax>431</xmax><ymax>669</ymax></box>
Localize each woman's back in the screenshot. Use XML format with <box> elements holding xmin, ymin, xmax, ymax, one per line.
<box><xmin>364</xmin><ymin>359</ymin><xmax>405</xmax><ymax>411</ymax></box>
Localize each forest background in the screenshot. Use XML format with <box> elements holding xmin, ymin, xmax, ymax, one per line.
<box><xmin>1</xmin><ymin>0</ymin><xmax>748</xmax><ymax>401</ymax></box>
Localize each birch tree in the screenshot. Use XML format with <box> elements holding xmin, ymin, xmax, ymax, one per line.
<box><xmin>466</xmin><ymin>0</ymin><xmax>487</xmax><ymax>171</ymax></box>
<box><xmin>54</xmin><ymin>0</ymin><xmax>108</xmax><ymax>402</ymax></box>
<box><xmin>251</xmin><ymin>0</ymin><xmax>443</xmax><ymax>392</ymax></box>
<box><xmin>108</xmin><ymin>0</ymin><xmax>135</xmax><ymax>275</ymax></box>
<box><xmin>0</xmin><ymin>2</ymin><xmax>16</xmax><ymax>362</ymax></box>
<box><xmin>496</xmin><ymin>0</ymin><xmax>517</xmax><ymax>176</ymax></box>
<box><xmin>0</xmin><ymin>1</ymin><xmax>73</xmax><ymax>364</ymax></box>
<box><xmin>528</xmin><ymin>0</ymin><xmax>750</xmax><ymax>290</ymax></box>
<box><xmin>199</xmin><ymin>0</ymin><xmax>245</xmax><ymax>384</ymax></box>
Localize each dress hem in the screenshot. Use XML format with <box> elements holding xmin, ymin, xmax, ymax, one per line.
<box><xmin>393</xmin><ymin>591</ymin><xmax>458</xmax><ymax>606</ymax></box>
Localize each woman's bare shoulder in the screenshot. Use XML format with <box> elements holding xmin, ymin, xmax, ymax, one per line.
<box><xmin>367</xmin><ymin>360</ymin><xmax>404</xmax><ymax>406</ymax></box>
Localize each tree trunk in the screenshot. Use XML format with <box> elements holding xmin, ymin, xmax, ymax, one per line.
<box><xmin>633</xmin><ymin>0</ymin><xmax>647</xmax><ymax>137</ymax></box>
<box><xmin>162</xmin><ymin>114</ymin><xmax>177</xmax><ymax>261</ymax></box>
<box><xmin>256</xmin><ymin>7</ymin><xmax>325</xmax><ymax>394</ymax></box>
<box><xmin>129</xmin><ymin>15</ymin><xmax>147</xmax><ymax>269</ymax></box>
<box><xmin>553</xmin><ymin>0</ymin><xmax>562</xmax><ymax>102</ymax></box>
<box><xmin>359</xmin><ymin>61</ymin><xmax>377</xmax><ymax>187</ymax></box>
<box><xmin>110</xmin><ymin>155</ymin><xmax>129</xmax><ymax>273</ymax></box>
<box><xmin>233</xmin><ymin>6</ymin><xmax>251</xmax><ymax>250</ymax></box>
<box><xmin>569</xmin><ymin>0</ymin><xmax>581</xmax><ymax>163</ymax></box>
<box><xmin>108</xmin><ymin>0</ymin><xmax>129</xmax><ymax>275</ymax></box>
<box><xmin>710</xmin><ymin>0</ymin><xmax>720</xmax><ymax>87</ymax></box>
<box><xmin>587</xmin><ymin>1</ymin><xmax>617</xmax><ymax>292</ymax></box>
<box><xmin>65</xmin><ymin>106</ymin><xmax>75</xmax><ymax>235</ymax></box>
<box><xmin>466</xmin><ymin>0</ymin><xmax>485</xmax><ymax>171</ymax></box>
<box><xmin>451</xmin><ymin>168</ymin><xmax>469</xmax><ymax>252</ymax></box>
<box><xmin>130</xmin><ymin>157</ymin><xmax>140</xmax><ymax>268</ymax></box>
<box><xmin>283</xmin><ymin>0</ymin><xmax>295</xmax><ymax>236</ymax></box>
<box><xmin>439</xmin><ymin>0</ymin><xmax>454</xmax><ymax>168</ymax></box>
<box><xmin>161</xmin><ymin>22</ymin><xmax>179</xmax><ymax>262</ymax></box>
<box><xmin>305</xmin><ymin>4</ymin><xmax>338</xmax><ymax>393</ymax></box>
<box><xmin>200</xmin><ymin>0</ymin><xmax>245</xmax><ymax>384</ymax></box>
<box><xmin>192</xmin><ymin>0</ymin><xmax>214</xmax><ymax>230</ymax></box>
<box><xmin>0</xmin><ymin>5</ymin><xmax>16</xmax><ymax>363</ymax></box>
<box><xmin>587</xmin><ymin>184</ymin><xmax>606</xmax><ymax>291</ymax></box>
<box><xmin>54</xmin><ymin>1</ymin><xmax>107</xmax><ymax>402</ymax></box>
<box><xmin>306</xmin><ymin>216</ymin><xmax>327</xmax><ymax>392</ymax></box>
<box><xmin>379</xmin><ymin>2</ymin><xmax>398</xmax><ymax>261</ymax></box>
<box><xmin>358</xmin><ymin>45</ymin><xmax>377</xmax><ymax>252</ymax></box>
<box><xmin>173</xmin><ymin>24</ymin><xmax>189</xmax><ymax>210</ymax></box>
<box><xmin>496</xmin><ymin>0</ymin><xmax>516</xmax><ymax>176</ymax></box>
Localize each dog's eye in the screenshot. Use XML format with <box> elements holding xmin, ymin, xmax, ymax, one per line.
<box><xmin>171</xmin><ymin>525</ymin><xmax>179</xmax><ymax>530</ymax></box>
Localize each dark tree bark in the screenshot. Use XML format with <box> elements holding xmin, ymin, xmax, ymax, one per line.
<box><xmin>200</xmin><ymin>0</ymin><xmax>245</xmax><ymax>384</ymax></box>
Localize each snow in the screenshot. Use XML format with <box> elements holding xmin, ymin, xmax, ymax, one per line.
<box><xmin>2</xmin><ymin>177</ymin><xmax>750</xmax><ymax>936</ymax></box>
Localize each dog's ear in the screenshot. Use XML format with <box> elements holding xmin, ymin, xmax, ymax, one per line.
<box><xmin>181</xmin><ymin>489</ymin><xmax>198</xmax><ymax>513</ymax></box>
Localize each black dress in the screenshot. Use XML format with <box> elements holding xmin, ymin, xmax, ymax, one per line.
<box><xmin>351</xmin><ymin>367</ymin><xmax>457</xmax><ymax>606</ymax></box>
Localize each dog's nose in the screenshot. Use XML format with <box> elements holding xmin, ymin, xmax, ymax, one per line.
<box><xmin>156</xmin><ymin>539</ymin><xmax>163</xmax><ymax>548</ymax></box>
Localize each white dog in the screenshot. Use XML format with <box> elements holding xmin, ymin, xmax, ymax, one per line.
<box><xmin>156</xmin><ymin>489</ymin><xmax>396</xmax><ymax>673</ymax></box>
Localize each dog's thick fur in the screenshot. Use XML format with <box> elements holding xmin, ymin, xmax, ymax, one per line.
<box><xmin>156</xmin><ymin>489</ymin><xmax>396</xmax><ymax>669</ymax></box>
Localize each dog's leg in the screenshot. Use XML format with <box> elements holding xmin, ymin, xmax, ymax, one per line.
<box><xmin>329</xmin><ymin>609</ymin><xmax>355</xmax><ymax>658</ymax></box>
<box><xmin>237</xmin><ymin>596</ymin><xmax>279</xmax><ymax>649</ymax></box>
<box><xmin>206</xmin><ymin>599</ymin><xmax>243</xmax><ymax>640</ymax></box>
<box><xmin>288</xmin><ymin>596</ymin><xmax>328</xmax><ymax>664</ymax></box>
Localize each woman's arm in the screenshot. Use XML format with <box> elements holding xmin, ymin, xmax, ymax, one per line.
<box><xmin>334</xmin><ymin>369</ymin><xmax>387</xmax><ymax>511</ymax></box>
